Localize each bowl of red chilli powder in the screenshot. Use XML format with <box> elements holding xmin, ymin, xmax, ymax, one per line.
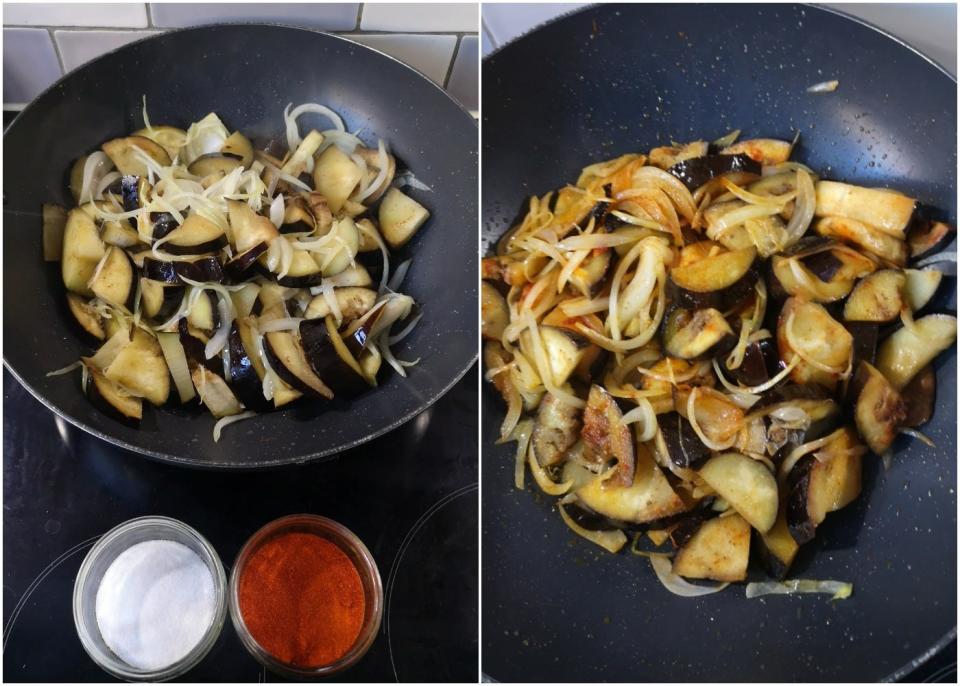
<box><xmin>229</xmin><ymin>515</ymin><xmax>383</xmax><ymax>677</ymax></box>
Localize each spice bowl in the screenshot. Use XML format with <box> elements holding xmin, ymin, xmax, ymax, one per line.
<box><xmin>73</xmin><ymin>516</ymin><xmax>228</xmax><ymax>682</ymax></box>
<box><xmin>228</xmin><ymin>514</ymin><xmax>384</xmax><ymax>679</ymax></box>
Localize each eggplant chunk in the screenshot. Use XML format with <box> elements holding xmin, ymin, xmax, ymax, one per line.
<box><xmin>260</xmin><ymin>304</ymin><xmax>334</xmax><ymax>399</ymax></box>
<box><xmin>720</xmin><ymin>138</ymin><xmax>792</xmax><ymax>165</ymax></box>
<box><xmin>191</xmin><ymin>366</ymin><xmax>242</xmax><ymax>418</ymax></box>
<box><xmin>304</xmin><ymin>288</ymin><xmax>377</xmax><ymax>322</ymax></box>
<box><xmin>66</xmin><ymin>293</ymin><xmax>106</xmax><ymax>340</ymax></box>
<box><xmin>657</xmin><ymin>412</ymin><xmax>710</xmax><ymax>469</ymax></box>
<box><xmin>481</xmin><ymin>282</ymin><xmax>509</xmax><ymax>341</ymax></box>
<box><xmin>86</xmin><ymin>368</ymin><xmax>142</xmax><ymax>425</ymax></box>
<box><xmin>777</xmin><ymin>297</ymin><xmax>852</xmax><ymax>391</ymax></box>
<box><xmin>902</xmin><ymin>268</ymin><xmax>942</xmax><ymax>312</ymax></box>
<box><xmin>786</xmin><ymin>427</ymin><xmax>863</xmax><ymax>544</ymax></box>
<box><xmin>569</xmin><ymin>249</ymin><xmax>612</xmax><ymax>296</ymax></box>
<box><xmin>852</xmin><ymin>362</ymin><xmax>907</xmax><ymax>454</ymax></box>
<box><xmin>61</xmin><ymin>208</ymin><xmax>106</xmax><ymax>296</ymax></box>
<box><xmin>698</xmin><ymin>453</ymin><xmax>778</xmax><ymax>533</ymax></box>
<box><xmin>531</xmin><ymin>392</ymin><xmax>582</xmax><ymax>467</ymax></box>
<box><xmin>188</xmin><ymin>155</ymin><xmax>243</xmax><ymax>179</ymax></box>
<box><xmin>907</xmin><ymin>219</ymin><xmax>954</xmax><ymax>259</ymax></box>
<box><xmin>102</xmin><ymin>328</ymin><xmax>170</xmax><ymax>406</ymax></box>
<box><xmin>224</xmin><ymin>243</ymin><xmax>268</xmax><ymax>281</ymax></box>
<box><xmin>160</xmin><ymin>213</ymin><xmax>226</xmax><ymax>254</ymax></box>
<box><xmin>102</xmin><ymin>135</ymin><xmax>172</xmax><ymax>176</ymax></box>
<box><xmin>875</xmin><ymin>314</ymin><xmax>957</xmax><ymax>390</ymax></box>
<box><xmin>756</xmin><ymin>503</ymin><xmax>799</xmax><ymax>579</ymax></box>
<box><xmin>575</xmin><ymin>444</ymin><xmax>687</xmax><ymax>524</ymax></box>
<box><xmin>672</xmin><ymin>513</ymin><xmax>751</xmax><ymax>582</ymax></box>
<box><xmin>843</xmin><ymin>270</ymin><xmax>905</xmax><ymax>322</ymax></box>
<box><xmin>900</xmin><ymin>365</ymin><xmax>935</xmax><ymax>428</ymax></box>
<box><xmin>648</xmin><ymin>140</ymin><xmax>708</xmax><ymax>170</ymax></box>
<box><xmin>313</xmin><ymin>146</ymin><xmax>362</xmax><ymax>212</ymax></box>
<box><xmin>537</xmin><ymin>326</ymin><xmax>590</xmax><ymax>387</ymax></box>
<box><xmin>299</xmin><ymin>317</ymin><xmax>368</xmax><ymax>397</ymax></box>
<box><xmin>662</xmin><ymin>307</ymin><xmax>734</xmax><ymax>360</ymax></box>
<box><xmin>675</xmin><ymin>387</ymin><xmax>744</xmax><ymax>448</ymax></box>
<box><xmin>814</xmin><ymin>181</ymin><xmax>915</xmax><ymax>237</ymax></box>
<box><xmin>815</xmin><ymin>216</ymin><xmax>908</xmax><ymax>265</ymax></box>
<box><xmin>581</xmin><ymin>384</ymin><xmax>635</xmax><ymax>486</ymax></box>
<box><xmin>89</xmin><ymin>246</ymin><xmax>134</xmax><ymax>311</ymax></box>
<box><xmin>667</xmin><ymin>153</ymin><xmax>761</xmax><ymax>192</ymax></box>
<box><xmin>227</xmin><ymin>199</ymin><xmax>279</xmax><ymax>254</ymax></box>
<box><xmin>379</xmin><ymin>188</ymin><xmax>430</xmax><ymax>249</ymax></box>
<box><xmin>220</xmin><ymin>131</ymin><xmax>254</xmax><ymax>167</ymax></box>
<box><xmin>670</xmin><ymin>246</ymin><xmax>756</xmax><ymax>293</ymax></box>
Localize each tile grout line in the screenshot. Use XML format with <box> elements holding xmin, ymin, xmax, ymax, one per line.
<box><xmin>442</xmin><ymin>34</ymin><xmax>464</xmax><ymax>89</ymax></box>
<box><xmin>46</xmin><ymin>27</ymin><xmax>67</xmax><ymax>76</ymax></box>
<box><xmin>355</xmin><ymin>2</ymin><xmax>364</xmax><ymax>31</ymax></box>
<box><xmin>145</xmin><ymin>2</ymin><xmax>153</xmax><ymax>29</ymax></box>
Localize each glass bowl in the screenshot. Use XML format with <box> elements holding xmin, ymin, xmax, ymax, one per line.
<box><xmin>72</xmin><ymin>516</ymin><xmax>228</xmax><ymax>681</ymax></box>
<box><xmin>228</xmin><ymin>514</ymin><xmax>383</xmax><ymax>678</ymax></box>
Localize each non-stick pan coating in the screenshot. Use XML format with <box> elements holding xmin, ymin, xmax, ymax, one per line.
<box><xmin>482</xmin><ymin>4</ymin><xmax>955</xmax><ymax>681</ymax></box>
<box><xmin>3</xmin><ymin>24</ymin><xmax>477</xmax><ymax>468</ymax></box>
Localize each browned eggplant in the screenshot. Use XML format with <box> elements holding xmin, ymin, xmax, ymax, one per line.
<box><xmin>672</xmin><ymin>513</ymin><xmax>751</xmax><ymax>582</ymax></box>
<box><xmin>667</xmin><ymin>153</ymin><xmax>761</xmax><ymax>191</ymax></box>
<box><xmin>900</xmin><ymin>365</ymin><xmax>935</xmax><ymax>428</ymax></box>
<box><xmin>581</xmin><ymin>384</ymin><xmax>635</xmax><ymax>486</ymax></box>
<box><xmin>754</xmin><ymin>503</ymin><xmax>799</xmax><ymax>579</ymax></box>
<box><xmin>662</xmin><ymin>307</ymin><xmax>735</xmax><ymax>359</ymax></box>
<box><xmin>844</xmin><ymin>322</ymin><xmax>880</xmax><ymax>368</ymax></box>
<box><xmin>85</xmin><ymin>367</ymin><xmax>142</xmax><ymax>426</ymax></box>
<box><xmin>852</xmin><ymin>362</ymin><xmax>906</xmax><ymax>454</ymax></box>
<box><xmin>658</xmin><ymin>412</ymin><xmax>710</xmax><ymax>469</ymax></box>
<box><xmin>906</xmin><ymin>219</ymin><xmax>954</xmax><ymax>259</ymax></box>
<box><xmin>531</xmin><ymin>392</ymin><xmax>582</xmax><ymax>467</ymax></box>
<box><xmin>723</xmin><ymin>336</ymin><xmax>779</xmax><ymax>387</ymax></box>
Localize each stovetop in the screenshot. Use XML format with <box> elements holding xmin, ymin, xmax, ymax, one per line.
<box><xmin>2</xmin><ymin>366</ymin><xmax>478</xmax><ymax>682</ymax></box>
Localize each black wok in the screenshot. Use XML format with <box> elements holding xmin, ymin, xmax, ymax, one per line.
<box><xmin>481</xmin><ymin>4</ymin><xmax>956</xmax><ymax>682</ymax></box>
<box><xmin>3</xmin><ymin>24</ymin><xmax>477</xmax><ymax>468</ymax></box>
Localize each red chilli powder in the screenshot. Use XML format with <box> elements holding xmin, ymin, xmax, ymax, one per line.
<box><xmin>238</xmin><ymin>532</ymin><xmax>365</xmax><ymax>667</ymax></box>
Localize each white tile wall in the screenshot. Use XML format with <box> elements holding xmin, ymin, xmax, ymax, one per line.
<box><xmin>3</xmin><ymin>2</ymin><xmax>478</xmax><ymax>108</ymax></box>
<box><xmin>360</xmin><ymin>2</ymin><xmax>476</xmax><ymax>32</ymax></box>
<box><xmin>3</xmin><ymin>2</ymin><xmax>148</xmax><ymax>28</ymax></box>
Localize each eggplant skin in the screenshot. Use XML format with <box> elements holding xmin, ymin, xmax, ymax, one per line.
<box><xmin>667</xmin><ymin>153</ymin><xmax>761</xmax><ymax>192</ymax></box>
<box><xmin>86</xmin><ymin>368</ymin><xmax>142</xmax><ymax>426</ymax></box>
<box><xmin>659</xmin><ymin>412</ymin><xmax>710</xmax><ymax>469</ymax></box>
<box><xmin>753</xmin><ymin>530</ymin><xmax>791</xmax><ymax>580</ymax></box>
<box><xmin>844</xmin><ymin>322</ymin><xmax>879</xmax><ymax>368</ymax></box>
<box><xmin>226</xmin><ymin>324</ymin><xmax>270</xmax><ymax>411</ymax></box>
<box><xmin>668</xmin><ymin>510</ymin><xmax>712</xmax><ymax>549</ymax></box>
<box><xmin>725</xmin><ymin>336</ymin><xmax>778</xmax><ymax>387</ymax></box>
<box><xmin>900</xmin><ymin>365</ymin><xmax>935</xmax><ymax>428</ymax></box>
<box><xmin>786</xmin><ymin>455</ymin><xmax>818</xmax><ymax>545</ymax></box>
<box><xmin>299</xmin><ymin>319</ymin><xmax>367</xmax><ymax>397</ymax></box>
<box><xmin>561</xmin><ymin>502</ymin><xmax>622</xmax><ymax>532</ymax></box>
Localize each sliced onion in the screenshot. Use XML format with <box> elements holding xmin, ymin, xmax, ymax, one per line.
<box><xmin>156</xmin><ymin>332</ymin><xmax>195</xmax><ymax>403</ymax></box>
<box><xmin>558</xmin><ymin>296</ymin><xmax>610</xmax><ymax>317</ymax></box>
<box><xmin>284</xmin><ymin>102</ymin><xmax>346</xmax><ymax>152</ymax></box>
<box><xmin>355</xmin><ymin>139</ymin><xmax>390</xmax><ymax>203</ymax></box>
<box><xmin>557</xmin><ymin>233</ymin><xmax>638</xmax><ymax>250</ymax></box>
<box><xmin>95</xmin><ymin>171</ymin><xmax>122</xmax><ymax>199</ymax></box>
<box><xmin>84</xmin><ymin>329</ymin><xmax>131</xmax><ymax>370</ymax></box>
<box><xmin>393</xmin><ymin>170</ymin><xmax>433</xmax><ymax>192</ymax></box>
<box><xmin>713</xmin><ymin>356</ymin><xmax>799</xmax><ymax>396</ymax></box>
<box><xmin>269</xmin><ymin>194</ymin><xmax>284</xmax><ymax>228</ymax></box>
<box><xmin>204</xmin><ymin>294</ymin><xmax>234</xmax><ymax>359</ymax></box>
<box><xmin>79</xmin><ymin>152</ymin><xmax>114</xmax><ymax>204</ymax></box>
<box><xmin>213</xmin><ymin>411</ymin><xmax>257</xmax><ymax>442</ymax></box>
<box><xmin>783</xmin><ymin>168</ymin><xmax>815</xmax><ymax>246</ymax></box>
<box><xmin>646</xmin><ymin>553</ymin><xmax>730</xmax><ymax>597</ymax></box>
<box><xmin>899</xmin><ymin>427</ymin><xmax>936</xmax><ymax>447</ymax></box>
<box><xmin>686</xmin><ymin>387</ymin><xmax>739</xmax><ymax>452</ymax></box>
<box><xmin>388</xmin><ymin>312</ymin><xmax>422</xmax><ymax>346</ymax></box>
<box><xmin>387</xmin><ymin>259</ymin><xmax>411</xmax><ymax>292</ymax></box>
<box><xmin>784</xmin><ymin>311</ymin><xmax>850</xmax><ymax>376</ymax></box>
<box><xmin>509</xmin><ymin>419</ymin><xmax>533</xmax><ymax>489</ymax></box>
<box><xmin>317</xmin><ymin>280</ymin><xmax>342</xmax><ymax>327</ymax></box>
<box><xmin>746</xmin><ymin>579</ymin><xmax>851</xmax><ymax>599</ymax></box>
<box><xmin>557</xmin><ymin>503</ymin><xmax>627</xmax><ymax>553</ymax></box>
<box><xmin>778</xmin><ymin>427</ymin><xmax>847</xmax><ymax>481</ymax></box>
<box><xmin>914</xmin><ymin>251</ymin><xmax>957</xmax><ymax>269</ymax></box>
<box><xmin>528</xmin><ymin>443</ymin><xmax>574</xmax><ymax>495</ymax></box>
<box><xmin>46</xmin><ymin>360</ymin><xmax>82</xmax><ymax>377</ymax></box>
<box><xmin>806</xmin><ymin>80</ymin><xmax>839</xmax><ymax>93</ymax></box>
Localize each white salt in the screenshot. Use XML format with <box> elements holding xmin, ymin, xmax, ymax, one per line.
<box><xmin>95</xmin><ymin>540</ymin><xmax>216</xmax><ymax>671</ymax></box>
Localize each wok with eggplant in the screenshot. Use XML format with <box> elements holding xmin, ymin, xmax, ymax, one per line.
<box><xmin>482</xmin><ymin>132</ymin><xmax>956</xmax><ymax>595</ymax></box>
<box><xmin>43</xmin><ymin>101</ymin><xmax>429</xmax><ymax>440</ymax></box>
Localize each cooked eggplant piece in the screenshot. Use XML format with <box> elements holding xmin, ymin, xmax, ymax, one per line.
<box><xmin>323</xmin><ymin>263</ymin><xmax>373</xmax><ymax>288</ymax></box>
<box><xmin>786</xmin><ymin>427</ymin><xmax>863</xmax><ymax>544</ymax></box>
<box><xmin>101</xmin><ymin>218</ymin><xmax>140</xmax><ymax>248</ymax></box>
<box><xmin>61</xmin><ymin>208</ymin><xmax>106</xmax><ymax>296</ymax></box>
<box><xmin>771</xmin><ymin>244</ymin><xmax>874</xmax><ymax>303</ymax></box>
<box><xmin>814</xmin><ymin>181</ymin><xmax>915</xmax><ymax>237</ymax></box>
<box><xmin>725</xmin><ymin>337</ymin><xmax>779</xmax><ymax>387</ymax></box>
<box><xmin>569</xmin><ymin>249</ymin><xmax>612</xmax><ymax>296</ymax></box>
<box><xmin>670</xmin><ymin>246</ymin><xmax>756</xmax><ymax>293</ymax></box>
<box><xmin>844</xmin><ymin>322</ymin><xmax>880</xmax><ymax>367</ymax></box>
<box><xmin>702</xmin><ymin>200</ymin><xmax>756</xmax><ymax>251</ymax></box>
<box><xmin>531</xmin><ymin>392</ymin><xmax>582</xmax><ymax>467</ymax></box>
<box><xmin>86</xmin><ymin>368</ymin><xmax>142</xmax><ymax>425</ymax></box>
<box><xmin>188</xmin><ymin>154</ymin><xmax>243</xmax><ymax>179</ymax></box>
<box><xmin>88</xmin><ymin>246</ymin><xmax>134</xmax><ymax>311</ymax></box>
<box><xmin>133</xmin><ymin>125</ymin><xmax>187</xmax><ymax>159</ymax></box>
<box><xmin>667</xmin><ymin>153</ymin><xmax>761</xmax><ymax>192</ymax></box>
<box><xmin>312</xmin><ymin>145</ymin><xmax>362</xmax><ymax>212</ymax></box>
<box><xmin>698</xmin><ymin>452</ymin><xmax>778</xmax><ymax>532</ymax></box>
<box><xmin>102</xmin><ymin>327</ymin><xmax>170</xmax><ymax>406</ymax></box>
<box><xmin>843</xmin><ymin>270</ymin><xmax>906</xmax><ymax>322</ymax></box>
<box><xmin>755</xmin><ymin>503</ymin><xmax>799</xmax><ymax>579</ymax></box>
<box><xmin>304</xmin><ymin>287</ymin><xmax>377</xmax><ymax>322</ymax></box>
<box><xmin>191</xmin><ymin>366</ymin><xmax>243</xmax><ymax>417</ymax></box>
<box><xmin>140</xmin><ymin>277</ymin><xmax>171</xmax><ymax>319</ymax></box>
<box><xmin>657</xmin><ymin>412</ymin><xmax>710</xmax><ymax>469</ymax></box>
<box><xmin>224</xmin><ymin>325</ymin><xmax>275</xmax><ymax>410</ymax></box>
<box><xmin>671</xmin><ymin>513</ymin><xmax>751</xmax><ymax>582</ymax></box>
<box><xmin>186</xmin><ymin>290</ymin><xmax>220</xmax><ymax>333</ymax></box>
<box><xmin>581</xmin><ymin>384</ymin><xmax>635</xmax><ymax>486</ymax></box>
<box><xmin>777</xmin><ymin>297</ymin><xmax>852</xmax><ymax>391</ymax></box>
<box><xmin>102</xmin><ymin>136</ymin><xmax>171</xmax><ymax>176</ymax></box>
<box><xmin>220</xmin><ymin>131</ymin><xmax>254</xmax><ymax>167</ymax></box>
<box><xmin>379</xmin><ymin>188</ymin><xmax>430</xmax><ymax>249</ymax></box>
<box><xmin>720</xmin><ymin>138</ymin><xmax>792</xmax><ymax>165</ymax></box>
<box><xmin>257</xmin><ymin>247</ymin><xmax>325</xmax><ymax>287</ymax></box>
<box><xmin>314</xmin><ymin>217</ymin><xmax>360</xmax><ymax>278</ymax></box>
<box><xmin>575</xmin><ymin>445</ymin><xmax>686</xmax><ymax>524</ymax></box>
<box><xmin>666</xmin><ymin>277</ymin><xmax>722</xmax><ymax>311</ymax></box>
<box><xmin>902</xmin><ymin>268</ymin><xmax>942</xmax><ymax>312</ymax></box>
<box><xmin>142</xmin><ymin>255</ymin><xmax>224</xmax><ymax>284</ymax></box>
<box><xmin>224</xmin><ymin>242</ymin><xmax>268</xmax><ymax>281</ymax></box>
<box><xmin>230</xmin><ymin>283</ymin><xmax>261</xmax><ymax>320</ymax></box>
<box><xmin>906</xmin><ymin>219</ymin><xmax>954</xmax><ymax>259</ymax></box>
<box><xmin>351</xmin><ymin>146</ymin><xmax>397</xmax><ymax>204</ymax></box>
<box><xmin>800</xmin><ymin>249</ymin><xmax>844</xmax><ymax>283</ymax></box>
<box><xmin>68</xmin><ymin>156</ymin><xmax>87</xmax><ymax>203</ymax></box>
<box><xmin>481</xmin><ymin>282</ymin><xmax>509</xmax><ymax>341</ymax></box>
<box><xmin>42</xmin><ymin>203</ymin><xmax>68</xmax><ymax>261</ymax></box>
<box><xmin>299</xmin><ymin>316</ymin><xmax>369</xmax><ymax>396</ymax></box>
<box><xmin>667</xmin><ymin>510</ymin><xmax>712</xmax><ymax>549</ymax></box>
<box><xmin>533</xmin><ymin>326</ymin><xmax>590</xmax><ymax>387</ymax></box>
<box><xmin>355</xmin><ymin>217</ymin><xmax>383</xmax><ymax>252</ymax></box>
<box><xmin>160</xmin><ymin>213</ymin><xmax>227</xmax><ymax>255</ymax></box>
<box><xmin>815</xmin><ymin>216</ymin><xmax>908</xmax><ymax>265</ymax></box>
<box><xmin>875</xmin><ymin>314</ymin><xmax>957</xmax><ymax>389</ymax></box>
<box><xmin>281</xmin><ymin>130</ymin><xmax>325</xmax><ymax>179</ymax></box>
<box><xmin>66</xmin><ymin>293</ymin><xmax>105</xmax><ymax>339</ymax></box>
<box><xmin>900</xmin><ymin>365</ymin><xmax>935</xmax><ymax>428</ymax></box>
<box><xmin>260</xmin><ymin>304</ymin><xmax>334</xmax><ymax>399</ymax></box>
<box><xmin>852</xmin><ymin>362</ymin><xmax>907</xmax><ymax>454</ymax></box>
<box><xmin>662</xmin><ymin>307</ymin><xmax>734</xmax><ymax>360</ymax></box>
<box><xmin>149</xmin><ymin>212</ymin><xmax>179</xmax><ymax>241</ymax></box>
<box><xmin>227</xmin><ymin>199</ymin><xmax>279</xmax><ymax>254</ymax></box>
<box><xmin>648</xmin><ymin>140</ymin><xmax>708</xmax><ymax>169</ymax></box>
<box><xmin>120</xmin><ymin>175</ymin><xmax>150</xmax><ymax>214</ymax></box>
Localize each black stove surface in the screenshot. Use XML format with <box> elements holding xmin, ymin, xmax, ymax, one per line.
<box><xmin>2</xmin><ymin>366</ymin><xmax>478</xmax><ymax>682</ymax></box>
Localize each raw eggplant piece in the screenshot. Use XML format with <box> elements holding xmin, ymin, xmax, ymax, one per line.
<box><xmin>667</xmin><ymin>153</ymin><xmax>761</xmax><ymax>191</ymax></box>
<box><xmin>843</xmin><ymin>270</ymin><xmax>906</xmax><ymax>322</ymax></box>
<box><xmin>755</xmin><ymin>503</ymin><xmax>799</xmax><ymax>579</ymax></box>
<box><xmin>814</xmin><ymin>181</ymin><xmax>916</xmax><ymax>237</ymax></box>
<box><xmin>906</xmin><ymin>219</ymin><xmax>954</xmax><ymax>259</ymax></box>
<box><xmin>88</xmin><ymin>246</ymin><xmax>134</xmax><ymax>311</ymax></box>
<box><xmin>102</xmin><ymin>327</ymin><xmax>170</xmax><ymax>406</ymax></box>
<box><xmin>852</xmin><ymin>362</ymin><xmax>906</xmax><ymax>454</ymax></box>
<box><xmin>62</xmin><ymin>208</ymin><xmax>106</xmax><ymax>296</ymax></box>
<box><xmin>875</xmin><ymin>314</ymin><xmax>957</xmax><ymax>389</ymax></box>
<box><xmin>160</xmin><ymin>213</ymin><xmax>227</xmax><ymax>255</ymax></box>
<box><xmin>66</xmin><ymin>293</ymin><xmax>106</xmax><ymax>339</ymax></box>
<box><xmin>102</xmin><ymin>136</ymin><xmax>171</xmax><ymax>176</ymax></box>
<box><xmin>224</xmin><ymin>242</ymin><xmax>268</xmax><ymax>281</ymax></box>
<box><xmin>698</xmin><ymin>452</ymin><xmax>778</xmax><ymax>533</ymax></box>
<box><xmin>86</xmin><ymin>367</ymin><xmax>142</xmax><ymax>425</ymax></box>
<box><xmin>531</xmin><ymin>392</ymin><xmax>582</xmax><ymax>467</ymax></box>
<box><xmin>581</xmin><ymin>384</ymin><xmax>635</xmax><ymax>486</ymax></box>
<box><xmin>672</xmin><ymin>513</ymin><xmax>751</xmax><ymax>582</ymax></box>
<box><xmin>658</xmin><ymin>412</ymin><xmax>710</xmax><ymax>469</ymax></box>
<box><xmin>226</xmin><ymin>323</ymin><xmax>270</xmax><ymax>411</ymax></box>
<box><xmin>662</xmin><ymin>307</ymin><xmax>735</xmax><ymax>360</ymax></box>
<box><xmin>900</xmin><ymin>365</ymin><xmax>935</xmax><ymax>428</ymax></box>
<box><xmin>786</xmin><ymin>427</ymin><xmax>863</xmax><ymax>544</ymax></box>
<box><xmin>670</xmin><ymin>246</ymin><xmax>756</xmax><ymax>293</ymax></box>
<box><xmin>575</xmin><ymin>445</ymin><xmax>686</xmax><ymax>524</ymax></box>
<box><xmin>299</xmin><ymin>317</ymin><xmax>368</xmax><ymax>396</ymax></box>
